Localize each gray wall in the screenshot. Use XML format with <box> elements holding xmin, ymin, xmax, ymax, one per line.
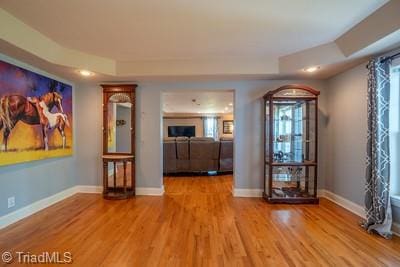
<box><xmin>325</xmin><ymin>64</ymin><xmax>367</xmax><ymax>205</ymax></box>
<box><xmin>0</xmin><ymin>54</ymin><xmax>76</xmax><ymax>217</ymax></box>
<box><xmin>75</xmin><ymin>80</ymin><xmax>329</xmax><ymax>190</ymax></box>
<box><xmin>326</xmin><ymin>62</ymin><xmax>399</xmax><ymax>224</ymax></box>
<box><xmin>0</xmin><ymin>54</ymin><xmax>331</xmax><ymax>218</ymax></box>
<box><xmin>74</xmin><ymin>82</ymin><xmax>103</xmax><ymax>187</ymax></box>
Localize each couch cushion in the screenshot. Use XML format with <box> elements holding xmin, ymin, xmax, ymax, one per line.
<box><xmin>163</xmin><ymin>137</ymin><xmax>176</xmax><ymax>142</ymax></box>
<box><xmin>176</xmin><ymin>138</ymin><xmax>189</xmax><ymax>160</ymax></box>
<box><xmin>190</xmin><ymin>137</ymin><xmax>215</xmax><ymax>142</ymax></box>
<box><xmin>163</xmin><ymin>141</ymin><xmax>177</xmax><ymax>173</ymax></box>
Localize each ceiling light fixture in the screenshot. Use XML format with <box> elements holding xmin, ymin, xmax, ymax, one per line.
<box><xmin>304</xmin><ymin>66</ymin><xmax>319</xmax><ymax>73</ymax></box>
<box><xmin>78</xmin><ymin>69</ymin><xmax>94</xmax><ymax>77</ymax></box>
<box><xmin>229</xmin><ymin>103</ymin><xmax>233</xmax><ymax>106</ymax></box>
<box><xmin>224</xmin><ymin>107</ymin><xmax>229</xmax><ymax>111</ymax></box>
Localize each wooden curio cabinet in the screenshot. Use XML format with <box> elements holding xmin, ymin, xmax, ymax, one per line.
<box><xmin>263</xmin><ymin>84</ymin><xmax>319</xmax><ymax>204</ymax></box>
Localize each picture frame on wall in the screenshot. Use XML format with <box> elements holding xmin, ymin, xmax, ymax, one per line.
<box><xmin>0</xmin><ymin>59</ymin><xmax>73</xmax><ymax>166</ymax></box>
<box><xmin>223</xmin><ymin>120</ymin><xmax>234</xmax><ymax>134</ymax></box>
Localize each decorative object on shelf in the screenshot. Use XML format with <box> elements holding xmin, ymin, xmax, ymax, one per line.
<box><xmin>223</xmin><ymin>120</ymin><xmax>234</xmax><ymax>134</ymax></box>
<box><xmin>274</xmin><ymin>151</ymin><xmax>284</xmax><ymax>162</ymax></box>
<box><xmin>102</xmin><ymin>84</ymin><xmax>136</xmax><ymax>199</ymax></box>
<box><xmin>276</xmin><ymin>134</ymin><xmax>291</xmax><ymax>142</ymax></box>
<box><xmin>286</xmin><ymin>167</ymin><xmax>302</xmax><ymax>182</ymax></box>
<box><xmin>263</xmin><ymin>84</ymin><xmax>319</xmax><ymax>204</ymax></box>
<box><xmin>116</xmin><ymin>119</ymin><xmax>126</xmax><ymax>127</ymax></box>
<box><xmin>0</xmin><ymin>59</ymin><xmax>73</xmax><ymax>166</ymax></box>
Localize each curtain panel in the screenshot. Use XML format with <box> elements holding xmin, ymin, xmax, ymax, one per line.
<box><xmin>203</xmin><ymin>116</ymin><xmax>219</xmax><ymax>140</ymax></box>
<box><xmin>363</xmin><ymin>58</ymin><xmax>392</xmax><ymax>238</ymax></box>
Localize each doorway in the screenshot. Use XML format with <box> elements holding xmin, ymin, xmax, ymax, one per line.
<box><xmin>161</xmin><ymin>90</ymin><xmax>235</xmax><ymax>195</ymax></box>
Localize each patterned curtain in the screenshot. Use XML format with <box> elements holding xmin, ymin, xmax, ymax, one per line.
<box><xmin>363</xmin><ymin>58</ymin><xmax>392</xmax><ymax>238</ymax></box>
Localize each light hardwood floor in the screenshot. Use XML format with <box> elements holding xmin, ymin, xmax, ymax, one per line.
<box><xmin>0</xmin><ymin>175</ymin><xmax>400</xmax><ymax>266</ymax></box>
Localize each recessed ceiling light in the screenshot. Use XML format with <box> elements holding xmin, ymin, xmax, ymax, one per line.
<box><xmin>229</xmin><ymin>103</ymin><xmax>233</xmax><ymax>106</ymax></box>
<box><xmin>224</xmin><ymin>107</ymin><xmax>229</xmax><ymax>111</ymax></box>
<box><xmin>304</xmin><ymin>66</ymin><xmax>319</xmax><ymax>73</ymax></box>
<box><xmin>78</xmin><ymin>69</ymin><xmax>94</xmax><ymax>77</ymax></box>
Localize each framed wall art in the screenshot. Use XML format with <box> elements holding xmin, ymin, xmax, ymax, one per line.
<box><xmin>223</xmin><ymin>120</ymin><xmax>234</xmax><ymax>134</ymax></box>
<box><xmin>0</xmin><ymin>59</ymin><xmax>73</xmax><ymax>166</ymax></box>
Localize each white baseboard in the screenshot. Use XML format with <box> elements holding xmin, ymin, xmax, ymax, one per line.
<box><xmin>77</xmin><ymin>185</ymin><xmax>102</xmax><ymax>193</ymax></box>
<box><xmin>136</xmin><ymin>186</ymin><xmax>165</xmax><ymax>196</ymax></box>
<box><xmin>319</xmin><ymin>190</ymin><xmax>400</xmax><ymax>237</ymax></box>
<box><xmin>233</xmin><ymin>188</ymin><xmax>263</xmax><ymax>197</ymax></box>
<box><xmin>319</xmin><ymin>189</ymin><xmax>366</xmax><ymax>219</ymax></box>
<box><xmin>1</xmin><ymin>185</ymin><xmax>398</xmax><ymax>237</ymax></box>
<box><xmin>392</xmin><ymin>222</ymin><xmax>400</xmax><ymax>237</ymax></box>
<box><xmin>0</xmin><ymin>185</ymin><xmax>165</xmax><ymax>230</ymax></box>
<box><xmin>0</xmin><ymin>186</ymin><xmax>79</xmax><ymax>230</ymax></box>
<box><xmin>233</xmin><ymin>188</ymin><xmax>324</xmax><ymax>198</ymax></box>
<box><xmin>75</xmin><ymin>185</ymin><xmax>166</xmax><ymax>196</ymax></box>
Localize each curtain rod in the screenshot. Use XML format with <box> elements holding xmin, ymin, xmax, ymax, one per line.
<box><xmin>365</xmin><ymin>50</ymin><xmax>400</xmax><ymax>69</ymax></box>
<box><xmin>381</xmin><ymin>52</ymin><xmax>400</xmax><ymax>63</ymax></box>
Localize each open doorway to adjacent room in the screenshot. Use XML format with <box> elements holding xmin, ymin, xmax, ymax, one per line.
<box><xmin>161</xmin><ymin>90</ymin><xmax>235</xmax><ymax>194</ymax></box>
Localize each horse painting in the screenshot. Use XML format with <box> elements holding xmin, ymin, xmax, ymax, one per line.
<box><xmin>0</xmin><ymin>92</ymin><xmax>66</xmax><ymax>151</ymax></box>
<box><xmin>28</xmin><ymin>94</ymin><xmax>70</xmax><ymax>150</ymax></box>
<box><xmin>0</xmin><ymin>59</ymin><xmax>73</xmax><ymax>166</ymax></box>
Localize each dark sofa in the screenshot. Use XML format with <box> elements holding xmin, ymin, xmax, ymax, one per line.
<box><xmin>163</xmin><ymin>137</ymin><xmax>233</xmax><ymax>174</ymax></box>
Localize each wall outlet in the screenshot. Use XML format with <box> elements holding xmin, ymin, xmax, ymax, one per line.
<box><xmin>7</xmin><ymin>196</ymin><xmax>15</xmax><ymax>208</ymax></box>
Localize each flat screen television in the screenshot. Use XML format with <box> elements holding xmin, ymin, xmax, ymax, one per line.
<box><xmin>168</xmin><ymin>126</ymin><xmax>195</xmax><ymax>137</ymax></box>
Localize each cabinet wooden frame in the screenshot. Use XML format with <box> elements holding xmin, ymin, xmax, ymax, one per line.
<box><xmin>102</xmin><ymin>84</ymin><xmax>136</xmax><ymax>155</ymax></box>
<box><xmin>263</xmin><ymin>84</ymin><xmax>319</xmax><ymax>204</ymax></box>
<box><xmin>101</xmin><ymin>84</ymin><xmax>137</xmax><ymax>199</ymax></box>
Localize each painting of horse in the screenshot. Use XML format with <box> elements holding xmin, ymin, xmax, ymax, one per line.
<box><xmin>0</xmin><ymin>59</ymin><xmax>73</xmax><ymax>166</ymax></box>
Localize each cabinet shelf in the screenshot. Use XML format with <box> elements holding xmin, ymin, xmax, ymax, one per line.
<box><xmin>272</xmin><ymin>177</ymin><xmax>311</xmax><ymax>182</ymax></box>
<box><xmin>265</xmin><ymin>161</ymin><xmax>317</xmax><ymax>166</ymax></box>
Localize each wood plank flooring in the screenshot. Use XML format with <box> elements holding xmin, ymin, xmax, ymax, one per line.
<box><xmin>0</xmin><ymin>175</ymin><xmax>400</xmax><ymax>266</ymax></box>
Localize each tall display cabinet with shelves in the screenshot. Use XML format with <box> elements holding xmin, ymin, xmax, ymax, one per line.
<box><xmin>263</xmin><ymin>85</ymin><xmax>319</xmax><ymax>204</ymax></box>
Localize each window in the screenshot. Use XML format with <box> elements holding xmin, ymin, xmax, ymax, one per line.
<box><xmin>203</xmin><ymin>116</ymin><xmax>218</xmax><ymax>140</ymax></box>
<box><xmin>390</xmin><ymin>58</ymin><xmax>400</xmax><ymax>198</ymax></box>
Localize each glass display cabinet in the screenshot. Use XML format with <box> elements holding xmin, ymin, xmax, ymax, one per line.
<box><xmin>263</xmin><ymin>85</ymin><xmax>319</xmax><ymax>204</ymax></box>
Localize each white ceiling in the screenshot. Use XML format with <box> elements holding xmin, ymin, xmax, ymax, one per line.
<box><xmin>163</xmin><ymin>91</ymin><xmax>234</xmax><ymax>114</ymax></box>
<box><xmin>1</xmin><ymin>0</ymin><xmax>399</xmax><ymax>81</ymax></box>
<box><xmin>0</xmin><ymin>0</ymin><xmax>388</xmax><ymax>61</ymax></box>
